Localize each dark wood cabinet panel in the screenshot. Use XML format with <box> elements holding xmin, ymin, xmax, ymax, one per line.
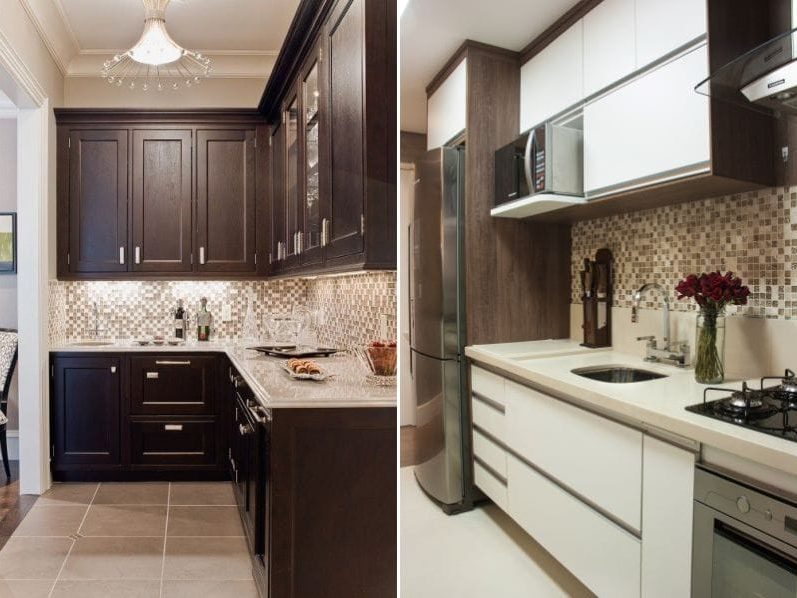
<box><xmin>130</xmin><ymin>355</ymin><xmax>216</xmax><ymax>416</ymax></box>
<box><xmin>284</xmin><ymin>91</ymin><xmax>303</xmax><ymax>270</ymax></box>
<box><xmin>132</xmin><ymin>129</ymin><xmax>193</xmax><ymax>272</ymax></box>
<box><xmin>51</xmin><ymin>356</ymin><xmax>122</xmax><ymax>468</ymax></box>
<box><xmin>270</xmin><ymin>122</ymin><xmax>286</xmax><ymax>269</ymax></box>
<box><xmin>129</xmin><ymin>418</ymin><xmax>216</xmax><ymax>467</ymax></box>
<box><xmin>300</xmin><ymin>40</ymin><xmax>325</xmax><ymax>268</ymax></box>
<box><xmin>196</xmin><ymin>129</ymin><xmax>257</xmax><ymax>273</ymax></box>
<box><xmin>325</xmin><ymin>0</ymin><xmax>366</xmax><ymax>261</ymax></box>
<box><xmin>68</xmin><ymin>129</ymin><xmax>129</xmax><ymax>273</ymax></box>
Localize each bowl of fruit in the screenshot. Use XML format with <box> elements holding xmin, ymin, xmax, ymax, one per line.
<box><xmin>354</xmin><ymin>340</ymin><xmax>397</xmax><ymax>385</ymax></box>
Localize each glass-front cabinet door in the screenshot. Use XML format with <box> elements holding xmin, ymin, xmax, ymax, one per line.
<box><xmin>301</xmin><ymin>47</ymin><xmax>323</xmax><ymax>265</ymax></box>
<box><xmin>284</xmin><ymin>92</ymin><xmax>301</xmax><ymax>266</ymax></box>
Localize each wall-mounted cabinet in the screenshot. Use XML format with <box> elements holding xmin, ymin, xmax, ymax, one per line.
<box><xmin>260</xmin><ymin>0</ymin><xmax>396</xmax><ymax>275</ymax></box>
<box><xmin>635</xmin><ymin>0</ymin><xmax>707</xmax><ymax>68</ymax></box>
<box><xmin>56</xmin><ymin>110</ymin><xmax>265</xmax><ymax>280</ymax></box>
<box><xmin>426</xmin><ymin>58</ymin><xmax>467</xmax><ymax>150</ymax></box>
<box><xmin>582</xmin><ymin>0</ymin><xmax>635</xmax><ymax>97</ymax></box>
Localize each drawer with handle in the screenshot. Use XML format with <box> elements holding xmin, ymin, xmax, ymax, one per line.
<box><xmin>130</xmin><ymin>355</ymin><xmax>216</xmax><ymax>415</ymax></box>
<box><xmin>129</xmin><ymin>419</ymin><xmax>216</xmax><ymax>467</ymax></box>
<box><xmin>471</xmin><ymin>366</ymin><xmax>507</xmax><ymax>442</ymax></box>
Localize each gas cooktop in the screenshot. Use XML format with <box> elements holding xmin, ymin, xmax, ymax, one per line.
<box><xmin>685</xmin><ymin>369</ymin><xmax>797</xmax><ymax>443</ymax></box>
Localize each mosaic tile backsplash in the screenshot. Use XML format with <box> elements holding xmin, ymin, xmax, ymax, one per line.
<box><xmin>572</xmin><ymin>185</ymin><xmax>797</xmax><ymax>318</ymax></box>
<box><xmin>49</xmin><ymin>272</ymin><xmax>396</xmax><ymax>349</ymax></box>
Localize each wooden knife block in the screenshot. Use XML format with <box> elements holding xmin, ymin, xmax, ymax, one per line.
<box><xmin>581</xmin><ymin>248</ymin><xmax>612</xmax><ymax>348</ymax></box>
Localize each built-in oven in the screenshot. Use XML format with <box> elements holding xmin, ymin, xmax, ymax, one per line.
<box><xmin>692</xmin><ymin>465</ymin><xmax>797</xmax><ymax>597</ymax></box>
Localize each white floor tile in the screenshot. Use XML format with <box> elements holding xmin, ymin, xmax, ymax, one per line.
<box><xmin>400</xmin><ymin>467</ymin><xmax>595</xmax><ymax>598</ymax></box>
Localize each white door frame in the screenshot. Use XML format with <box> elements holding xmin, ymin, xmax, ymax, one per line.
<box><xmin>0</xmin><ymin>31</ymin><xmax>52</xmax><ymax>495</ymax></box>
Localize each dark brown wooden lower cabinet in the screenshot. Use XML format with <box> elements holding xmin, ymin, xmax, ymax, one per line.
<box><xmin>129</xmin><ymin>418</ymin><xmax>217</xmax><ymax>467</ymax></box>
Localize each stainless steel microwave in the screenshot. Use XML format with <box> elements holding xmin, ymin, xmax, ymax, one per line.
<box><xmin>493</xmin><ymin>121</ymin><xmax>583</xmax><ymax>216</ymax></box>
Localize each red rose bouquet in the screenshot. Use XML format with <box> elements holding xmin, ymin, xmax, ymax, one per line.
<box><xmin>676</xmin><ymin>271</ymin><xmax>749</xmax><ymax>384</ymax></box>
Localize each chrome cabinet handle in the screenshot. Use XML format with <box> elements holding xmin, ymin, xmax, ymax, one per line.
<box><xmin>238</xmin><ymin>423</ymin><xmax>250</xmax><ymax>436</ymax></box>
<box><xmin>199</xmin><ymin>247</ymin><xmax>205</xmax><ymax>265</ymax></box>
<box><xmin>155</xmin><ymin>360</ymin><xmax>191</xmax><ymax>366</ymax></box>
<box><xmin>321</xmin><ymin>218</ymin><xmax>329</xmax><ymax>246</ymax></box>
<box><xmin>110</xmin><ymin>366</ymin><xmax>117</xmax><ymax>374</ymax></box>
<box><xmin>119</xmin><ymin>246</ymin><xmax>125</xmax><ymax>264</ymax></box>
<box><xmin>164</xmin><ymin>424</ymin><xmax>183</xmax><ymax>431</ymax></box>
<box><xmin>135</xmin><ymin>246</ymin><xmax>141</xmax><ymax>264</ymax></box>
<box><xmin>146</xmin><ymin>372</ymin><xmax>159</xmax><ymax>379</ymax></box>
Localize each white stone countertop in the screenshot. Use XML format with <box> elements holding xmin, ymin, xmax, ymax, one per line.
<box><xmin>51</xmin><ymin>339</ymin><xmax>397</xmax><ymax>410</ymax></box>
<box><xmin>465</xmin><ymin>340</ymin><xmax>797</xmax><ymax>474</ymax></box>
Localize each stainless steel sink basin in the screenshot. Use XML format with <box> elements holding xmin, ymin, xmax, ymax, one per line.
<box><xmin>571</xmin><ymin>365</ymin><xmax>667</xmax><ymax>383</ymax></box>
<box><xmin>69</xmin><ymin>341</ymin><xmax>115</xmax><ymax>347</ymax></box>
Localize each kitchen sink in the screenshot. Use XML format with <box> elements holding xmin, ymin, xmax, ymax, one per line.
<box><xmin>69</xmin><ymin>341</ymin><xmax>115</xmax><ymax>347</ymax></box>
<box><xmin>571</xmin><ymin>365</ymin><xmax>667</xmax><ymax>383</ymax></box>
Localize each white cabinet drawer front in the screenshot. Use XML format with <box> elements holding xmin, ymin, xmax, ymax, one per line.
<box><xmin>471</xmin><ymin>366</ymin><xmax>504</xmax><ymax>402</ymax></box>
<box><xmin>505</xmin><ymin>380</ymin><xmax>643</xmax><ymax>530</ymax></box>
<box><xmin>583</xmin><ymin>0</ymin><xmax>636</xmax><ymax>97</ymax></box>
<box><xmin>519</xmin><ymin>20</ymin><xmax>584</xmax><ymax>132</ymax></box>
<box><xmin>472</xmin><ymin>396</ymin><xmax>506</xmax><ymax>443</ymax></box>
<box><xmin>427</xmin><ymin>59</ymin><xmax>467</xmax><ymax>150</ymax></box>
<box><xmin>473</xmin><ymin>428</ymin><xmax>507</xmax><ymax>479</ymax></box>
<box><xmin>635</xmin><ymin>0</ymin><xmax>706</xmax><ymax>68</ymax></box>
<box><xmin>583</xmin><ymin>44</ymin><xmax>710</xmax><ymax>196</ymax></box>
<box><xmin>507</xmin><ymin>454</ymin><xmax>641</xmax><ymax>598</ymax></box>
<box><xmin>474</xmin><ymin>460</ymin><xmax>508</xmax><ymax>511</ymax></box>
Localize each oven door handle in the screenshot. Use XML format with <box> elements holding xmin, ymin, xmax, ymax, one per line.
<box><xmin>523</xmin><ymin>127</ymin><xmax>534</xmax><ymax>195</ymax></box>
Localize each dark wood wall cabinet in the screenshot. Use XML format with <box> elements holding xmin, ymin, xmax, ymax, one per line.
<box><xmin>56</xmin><ymin>110</ymin><xmax>266</xmax><ymax>280</ymax></box>
<box><xmin>260</xmin><ymin>0</ymin><xmax>396</xmax><ymax>275</ymax></box>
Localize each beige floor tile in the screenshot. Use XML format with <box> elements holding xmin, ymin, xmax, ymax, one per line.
<box><xmin>0</xmin><ymin>579</ymin><xmax>53</xmax><ymax>598</ymax></box>
<box><xmin>169</xmin><ymin>483</ymin><xmax>235</xmax><ymax>506</ymax></box>
<box><xmin>162</xmin><ymin>536</ymin><xmax>252</xmax><ymax>581</ymax></box>
<box><xmin>51</xmin><ymin>580</ymin><xmax>161</xmax><ymax>598</ymax></box>
<box><xmin>36</xmin><ymin>484</ymin><xmax>98</xmax><ymax>507</ymax></box>
<box><xmin>162</xmin><ymin>579</ymin><xmax>259</xmax><ymax>598</ymax></box>
<box><xmin>167</xmin><ymin>506</ymin><xmax>243</xmax><ymax>537</ymax></box>
<box><xmin>60</xmin><ymin>536</ymin><xmax>164</xmax><ymax>580</ymax></box>
<box><xmin>12</xmin><ymin>506</ymin><xmax>87</xmax><ymax>537</ymax></box>
<box><xmin>93</xmin><ymin>483</ymin><xmax>169</xmax><ymax>505</ymax></box>
<box><xmin>80</xmin><ymin>505</ymin><xmax>167</xmax><ymax>537</ymax></box>
<box><xmin>0</xmin><ymin>537</ymin><xmax>73</xmax><ymax>580</ymax></box>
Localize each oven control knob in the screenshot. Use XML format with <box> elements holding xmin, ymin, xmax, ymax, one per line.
<box><xmin>736</xmin><ymin>496</ymin><xmax>751</xmax><ymax>514</ymax></box>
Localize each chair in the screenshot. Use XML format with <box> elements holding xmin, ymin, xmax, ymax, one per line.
<box><xmin>0</xmin><ymin>329</ymin><xmax>18</xmax><ymax>480</ymax></box>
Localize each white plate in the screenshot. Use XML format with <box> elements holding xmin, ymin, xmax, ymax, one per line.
<box><xmin>280</xmin><ymin>362</ymin><xmax>331</xmax><ymax>381</ymax></box>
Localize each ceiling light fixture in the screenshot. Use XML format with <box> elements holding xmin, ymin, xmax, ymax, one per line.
<box><xmin>101</xmin><ymin>0</ymin><xmax>211</xmax><ymax>91</ymax></box>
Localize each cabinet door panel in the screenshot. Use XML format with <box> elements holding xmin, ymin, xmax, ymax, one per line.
<box><xmin>51</xmin><ymin>356</ymin><xmax>121</xmax><ymax>466</ymax></box>
<box><xmin>583</xmin><ymin>0</ymin><xmax>635</xmax><ymax>96</ymax></box>
<box><xmin>301</xmin><ymin>45</ymin><xmax>324</xmax><ymax>267</ymax></box>
<box><xmin>196</xmin><ymin>129</ymin><xmax>256</xmax><ymax>273</ymax></box>
<box><xmin>129</xmin><ymin>419</ymin><xmax>216</xmax><ymax>466</ymax></box>
<box><xmin>325</xmin><ymin>0</ymin><xmax>366</xmax><ymax>260</ymax></box>
<box><xmin>635</xmin><ymin>0</ymin><xmax>707</xmax><ymax>68</ymax></box>
<box><xmin>132</xmin><ymin>129</ymin><xmax>192</xmax><ymax>272</ymax></box>
<box><xmin>583</xmin><ymin>45</ymin><xmax>710</xmax><ymax>196</ymax></box>
<box><xmin>270</xmin><ymin>123</ymin><xmax>286</xmax><ymax>268</ymax></box>
<box><xmin>68</xmin><ymin>129</ymin><xmax>128</xmax><ymax>273</ymax></box>
<box><xmin>284</xmin><ymin>93</ymin><xmax>302</xmax><ymax>268</ymax></box>
<box><xmin>130</xmin><ymin>355</ymin><xmax>215</xmax><ymax>415</ymax></box>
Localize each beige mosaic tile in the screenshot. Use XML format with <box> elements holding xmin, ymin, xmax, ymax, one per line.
<box><xmin>572</xmin><ymin>185</ymin><xmax>796</xmax><ymax>319</ymax></box>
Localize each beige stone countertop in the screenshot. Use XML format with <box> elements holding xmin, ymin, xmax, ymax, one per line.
<box><xmin>466</xmin><ymin>340</ymin><xmax>797</xmax><ymax>475</ymax></box>
<box><xmin>51</xmin><ymin>339</ymin><xmax>397</xmax><ymax>410</ymax></box>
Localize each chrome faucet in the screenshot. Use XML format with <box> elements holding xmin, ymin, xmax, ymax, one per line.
<box><xmin>631</xmin><ymin>283</ymin><xmax>690</xmax><ymax>367</ymax></box>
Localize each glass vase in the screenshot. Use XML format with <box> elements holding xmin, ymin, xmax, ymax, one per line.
<box><xmin>695</xmin><ymin>308</ymin><xmax>726</xmax><ymax>384</ymax></box>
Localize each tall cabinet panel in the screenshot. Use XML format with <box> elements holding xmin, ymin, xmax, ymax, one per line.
<box><xmin>196</xmin><ymin>129</ymin><xmax>257</xmax><ymax>273</ymax></box>
<box><xmin>283</xmin><ymin>92</ymin><xmax>302</xmax><ymax>270</ymax></box>
<box><xmin>325</xmin><ymin>0</ymin><xmax>366</xmax><ymax>261</ymax></box>
<box><xmin>131</xmin><ymin>129</ymin><xmax>193</xmax><ymax>272</ymax></box>
<box><xmin>68</xmin><ymin>129</ymin><xmax>129</xmax><ymax>273</ymax></box>
<box><xmin>270</xmin><ymin>122</ymin><xmax>286</xmax><ymax>268</ymax></box>
<box><xmin>301</xmin><ymin>43</ymin><xmax>324</xmax><ymax>267</ymax></box>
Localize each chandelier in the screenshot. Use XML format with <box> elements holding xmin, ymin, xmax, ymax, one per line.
<box><xmin>101</xmin><ymin>0</ymin><xmax>211</xmax><ymax>91</ymax></box>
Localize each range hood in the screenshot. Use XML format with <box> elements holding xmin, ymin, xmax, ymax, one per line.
<box><xmin>696</xmin><ymin>27</ymin><xmax>797</xmax><ymax>115</ymax></box>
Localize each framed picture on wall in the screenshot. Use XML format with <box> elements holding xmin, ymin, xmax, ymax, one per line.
<box><xmin>0</xmin><ymin>213</ymin><xmax>16</xmax><ymax>274</ymax></box>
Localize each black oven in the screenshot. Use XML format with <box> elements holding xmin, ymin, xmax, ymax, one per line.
<box><xmin>692</xmin><ymin>466</ymin><xmax>797</xmax><ymax>597</ymax></box>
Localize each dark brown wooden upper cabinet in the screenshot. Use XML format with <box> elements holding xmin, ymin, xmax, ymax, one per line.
<box><xmin>68</xmin><ymin>129</ymin><xmax>129</xmax><ymax>273</ymax></box>
<box><xmin>270</xmin><ymin>122</ymin><xmax>286</xmax><ymax>270</ymax></box>
<box><xmin>300</xmin><ymin>41</ymin><xmax>324</xmax><ymax>268</ymax></box>
<box><xmin>324</xmin><ymin>0</ymin><xmax>366</xmax><ymax>262</ymax></box>
<box><xmin>131</xmin><ymin>129</ymin><xmax>193</xmax><ymax>273</ymax></box>
<box><xmin>283</xmin><ymin>91</ymin><xmax>302</xmax><ymax>271</ymax></box>
<box><xmin>196</xmin><ymin>129</ymin><xmax>257</xmax><ymax>274</ymax></box>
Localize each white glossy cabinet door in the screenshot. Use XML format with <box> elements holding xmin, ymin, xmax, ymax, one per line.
<box><xmin>583</xmin><ymin>0</ymin><xmax>636</xmax><ymax>97</ymax></box>
<box><xmin>636</xmin><ymin>0</ymin><xmax>707</xmax><ymax>68</ymax></box>
<box><xmin>641</xmin><ymin>435</ymin><xmax>695</xmax><ymax>598</ymax></box>
<box><xmin>507</xmin><ymin>454</ymin><xmax>642</xmax><ymax>598</ymax></box>
<box><xmin>583</xmin><ymin>44</ymin><xmax>710</xmax><ymax>196</ymax></box>
<box><xmin>519</xmin><ymin>20</ymin><xmax>583</xmax><ymax>132</ymax></box>
<box><xmin>426</xmin><ymin>59</ymin><xmax>467</xmax><ymax>150</ymax></box>
<box><xmin>504</xmin><ymin>381</ymin><xmax>643</xmax><ymax>531</ymax></box>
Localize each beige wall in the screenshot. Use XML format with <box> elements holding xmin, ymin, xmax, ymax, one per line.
<box><xmin>64</xmin><ymin>77</ymin><xmax>266</xmax><ymax>108</ymax></box>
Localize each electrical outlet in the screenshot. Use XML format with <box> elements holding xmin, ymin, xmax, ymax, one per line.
<box><xmin>222</xmin><ymin>303</ymin><xmax>232</xmax><ymax>322</ymax></box>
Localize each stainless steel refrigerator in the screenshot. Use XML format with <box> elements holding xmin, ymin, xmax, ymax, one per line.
<box><xmin>410</xmin><ymin>145</ymin><xmax>472</xmax><ymax>514</ymax></box>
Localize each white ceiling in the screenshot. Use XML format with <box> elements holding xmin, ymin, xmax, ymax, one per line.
<box><xmin>400</xmin><ymin>0</ymin><xmax>581</xmax><ymax>134</ymax></box>
<box><xmin>56</xmin><ymin>0</ymin><xmax>299</xmax><ymax>53</ymax></box>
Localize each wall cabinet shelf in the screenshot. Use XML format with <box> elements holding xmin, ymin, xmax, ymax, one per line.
<box><xmin>56</xmin><ymin>110</ymin><xmax>265</xmax><ymax>280</ymax></box>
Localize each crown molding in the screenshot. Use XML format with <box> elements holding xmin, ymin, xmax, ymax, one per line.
<box><xmin>17</xmin><ymin>0</ymin><xmax>80</xmax><ymax>75</ymax></box>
